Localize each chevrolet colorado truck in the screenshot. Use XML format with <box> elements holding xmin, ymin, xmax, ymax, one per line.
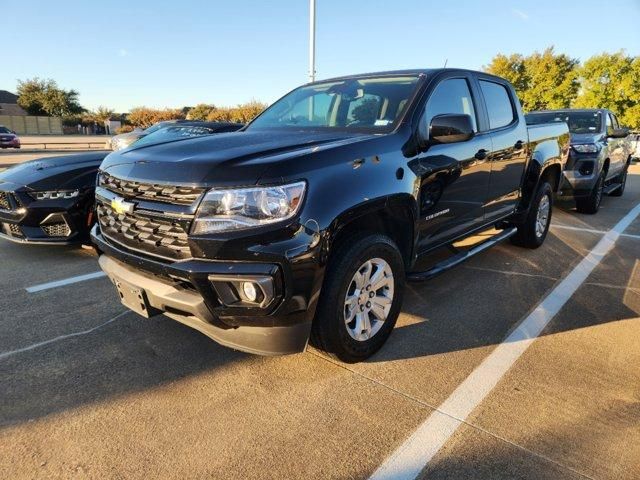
<box><xmin>526</xmin><ymin>109</ymin><xmax>632</xmax><ymax>213</ymax></box>
<box><xmin>92</xmin><ymin>69</ymin><xmax>569</xmax><ymax>362</ymax></box>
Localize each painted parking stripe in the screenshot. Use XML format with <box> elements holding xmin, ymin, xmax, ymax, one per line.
<box><xmin>552</xmin><ymin>223</ymin><xmax>640</xmax><ymax>240</ymax></box>
<box><xmin>0</xmin><ymin>311</ymin><xmax>128</xmax><ymax>361</ymax></box>
<box><xmin>25</xmin><ymin>271</ymin><xmax>106</xmax><ymax>293</ymax></box>
<box><xmin>370</xmin><ymin>202</ymin><xmax>640</xmax><ymax>480</ymax></box>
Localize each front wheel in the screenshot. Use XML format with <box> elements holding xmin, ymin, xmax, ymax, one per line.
<box><xmin>510</xmin><ymin>181</ymin><xmax>553</xmax><ymax>249</ymax></box>
<box><xmin>311</xmin><ymin>234</ymin><xmax>405</xmax><ymax>363</ymax></box>
<box><xmin>576</xmin><ymin>172</ymin><xmax>604</xmax><ymax>214</ymax></box>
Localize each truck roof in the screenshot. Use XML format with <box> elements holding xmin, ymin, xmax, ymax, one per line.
<box><xmin>314</xmin><ymin>68</ymin><xmax>506</xmax><ymax>84</ymax></box>
<box><xmin>528</xmin><ymin>108</ymin><xmax>608</xmax><ymax>114</ymax></box>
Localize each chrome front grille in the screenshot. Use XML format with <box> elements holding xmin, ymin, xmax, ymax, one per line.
<box><xmin>100</xmin><ymin>172</ymin><xmax>204</xmax><ymax>206</ymax></box>
<box><xmin>96</xmin><ymin>202</ymin><xmax>191</xmax><ymax>260</ymax></box>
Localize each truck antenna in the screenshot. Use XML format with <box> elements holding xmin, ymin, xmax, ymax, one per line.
<box><xmin>443</xmin><ymin>59</ymin><xmax>448</xmax><ymax>68</ymax></box>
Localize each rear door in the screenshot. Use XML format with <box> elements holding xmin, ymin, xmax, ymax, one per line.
<box><xmin>475</xmin><ymin>75</ymin><xmax>529</xmax><ymax>221</ymax></box>
<box><xmin>606</xmin><ymin>112</ymin><xmax>625</xmax><ymax>178</ymax></box>
<box><xmin>416</xmin><ymin>73</ymin><xmax>492</xmax><ymax>250</ymax></box>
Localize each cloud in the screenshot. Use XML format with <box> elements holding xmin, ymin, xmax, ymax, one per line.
<box><xmin>511</xmin><ymin>8</ymin><xmax>529</xmax><ymax>21</ymax></box>
<box><xmin>118</xmin><ymin>49</ymin><xmax>130</xmax><ymax>57</ymax></box>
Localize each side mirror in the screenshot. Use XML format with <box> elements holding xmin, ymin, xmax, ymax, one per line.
<box><xmin>428</xmin><ymin>114</ymin><xmax>475</xmax><ymax>145</ymax></box>
<box><xmin>609</xmin><ymin>127</ymin><xmax>629</xmax><ymax>139</ymax></box>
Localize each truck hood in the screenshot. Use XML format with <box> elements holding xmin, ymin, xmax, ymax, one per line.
<box><xmin>100</xmin><ymin>130</ymin><xmax>375</xmax><ymax>186</ymax></box>
<box><xmin>0</xmin><ymin>151</ymin><xmax>107</xmax><ymax>190</ymax></box>
<box><xmin>570</xmin><ymin>132</ymin><xmax>604</xmax><ymax>144</ymax></box>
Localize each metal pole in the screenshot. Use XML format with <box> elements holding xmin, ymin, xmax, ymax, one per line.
<box><xmin>309</xmin><ymin>0</ymin><xmax>316</xmax><ymax>83</ymax></box>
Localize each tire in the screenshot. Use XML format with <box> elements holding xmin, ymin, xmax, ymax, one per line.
<box><xmin>510</xmin><ymin>181</ymin><xmax>553</xmax><ymax>249</ymax></box>
<box><xmin>609</xmin><ymin>165</ymin><xmax>628</xmax><ymax>197</ymax></box>
<box><xmin>575</xmin><ymin>171</ymin><xmax>604</xmax><ymax>214</ymax></box>
<box><xmin>311</xmin><ymin>233</ymin><xmax>405</xmax><ymax>363</ymax></box>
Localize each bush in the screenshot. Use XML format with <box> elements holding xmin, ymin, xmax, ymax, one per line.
<box><xmin>207</xmin><ymin>101</ymin><xmax>267</xmax><ymax>124</ymax></box>
<box><xmin>128</xmin><ymin>107</ymin><xmax>186</xmax><ymax>128</ymax></box>
<box><xmin>116</xmin><ymin>125</ymin><xmax>135</xmax><ymax>134</ymax></box>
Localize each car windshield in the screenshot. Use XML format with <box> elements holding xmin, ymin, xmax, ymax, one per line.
<box><xmin>144</xmin><ymin>122</ymin><xmax>171</xmax><ymax>134</ymax></box>
<box><xmin>247</xmin><ymin>75</ymin><xmax>422</xmax><ymax>133</ymax></box>
<box><xmin>526</xmin><ymin>111</ymin><xmax>602</xmax><ymax>134</ymax></box>
<box><xmin>0</xmin><ymin>126</ymin><xmax>12</xmax><ymax>134</ymax></box>
<box><xmin>131</xmin><ymin>125</ymin><xmax>215</xmax><ymax>147</ymax></box>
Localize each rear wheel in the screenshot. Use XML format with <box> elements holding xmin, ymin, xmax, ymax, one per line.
<box><xmin>510</xmin><ymin>181</ymin><xmax>553</xmax><ymax>249</ymax></box>
<box><xmin>576</xmin><ymin>171</ymin><xmax>604</xmax><ymax>214</ymax></box>
<box><xmin>610</xmin><ymin>165</ymin><xmax>628</xmax><ymax>197</ymax></box>
<box><xmin>311</xmin><ymin>234</ymin><xmax>405</xmax><ymax>363</ymax></box>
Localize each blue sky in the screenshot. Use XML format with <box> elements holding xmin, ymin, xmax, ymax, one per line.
<box><xmin>2</xmin><ymin>0</ymin><xmax>639</xmax><ymax>112</ymax></box>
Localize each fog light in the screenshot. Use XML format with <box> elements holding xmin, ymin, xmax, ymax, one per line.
<box><xmin>242</xmin><ymin>282</ymin><xmax>258</xmax><ymax>302</ymax></box>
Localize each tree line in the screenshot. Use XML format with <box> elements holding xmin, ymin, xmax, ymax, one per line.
<box><xmin>485</xmin><ymin>47</ymin><xmax>639</xmax><ymax>128</ymax></box>
<box><xmin>15</xmin><ymin>48</ymin><xmax>640</xmax><ymax>132</ymax></box>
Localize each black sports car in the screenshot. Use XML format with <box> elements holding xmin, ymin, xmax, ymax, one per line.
<box><xmin>0</xmin><ymin>121</ymin><xmax>244</xmax><ymax>244</ymax></box>
<box><xmin>0</xmin><ymin>151</ymin><xmax>106</xmax><ymax>244</ymax></box>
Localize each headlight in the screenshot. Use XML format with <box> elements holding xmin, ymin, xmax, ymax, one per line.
<box><xmin>29</xmin><ymin>190</ymin><xmax>79</xmax><ymax>200</ymax></box>
<box><xmin>572</xmin><ymin>143</ymin><xmax>599</xmax><ymax>153</ymax></box>
<box><xmin>192</xmin><ymin>181</ymin><xmax>306</xmax><ymax>234</ymax></box>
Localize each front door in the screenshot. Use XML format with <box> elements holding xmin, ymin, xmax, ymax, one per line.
<box><xmin>415</xmin><ymin>76</ymin><xmax>492</xmax><ymax>251</ymax></box>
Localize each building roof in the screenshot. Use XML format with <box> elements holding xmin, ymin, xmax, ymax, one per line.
<box><xmin>0</xmin><ymin>90</ymin><xmax>19</xmax><ymax>104</ymax></box>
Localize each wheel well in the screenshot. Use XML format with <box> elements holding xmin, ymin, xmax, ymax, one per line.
<box><xmin>329</xmin><ymin>204</ymin><xmax>414</xmax><ymax>270</ymax></box>
<box><xmin>540</xmin><ymin>163</ymin><xmax>561</xmax><ymax>192</ymax></box>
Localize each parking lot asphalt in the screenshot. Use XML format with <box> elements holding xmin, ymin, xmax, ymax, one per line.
<box><xmin>1</xmin><ymin>166</ymin><xmax>639</xmax><ymax>480</ymax></box>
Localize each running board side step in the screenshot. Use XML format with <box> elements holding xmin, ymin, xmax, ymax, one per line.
<box><xmin>603</xmin><ymin>182</ymin><xmax>622</xmax><ymax>195</ymax></box>
<box><xmin>407</xmin><ymin>227</ymin><xmax>518</xmax><ymax>282</ymax></box>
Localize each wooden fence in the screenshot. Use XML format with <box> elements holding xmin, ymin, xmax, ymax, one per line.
<box><xmin>0</xmin><ymin>115</ymin><xmax>63</xmax><ymax>135</ymax></box>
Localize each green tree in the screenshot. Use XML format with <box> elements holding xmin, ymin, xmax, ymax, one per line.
<box><xmin>91</xmin><ymin>106</ymin><xmax>116</xmax><ymax>123</ymax></box>
<box><xmin>485</xmin><ymin>47</ymin><xmax>579</xmax><ymax>111</ymax></box>
<box><xmin>16</xmin><ymin>78</ymin><xmax>83</xmax><ymax>116</ymax></box>
<box><xmin>573</xmin><ymin>51</ymin><xmax>638</xmax><ymax>128</ymax></box>
<box><xmin>127</xmin><ymin>107</ymin><xmax>186</xmax><ymax>128</ymax></box>
<box><xmin>187</xmin><ymin>103</ymin><xmax>216</xmax><ymax>121</ymax></box>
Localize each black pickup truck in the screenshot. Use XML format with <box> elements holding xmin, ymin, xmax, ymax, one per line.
<box><xmin>92</xmin><ymin>69</ymin><xmax>569</xmax><ymax>362</ymax></box>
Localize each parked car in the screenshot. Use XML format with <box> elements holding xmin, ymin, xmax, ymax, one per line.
<box><xmin>0</xmin><ymin>122</ymin><xmax>241</xmax><ymax>245</ymax></box>
<box><xmin>630</xmin><ymin>133</ymin><xmax>640</xmax><ymax>161</ymax></box>
<box><xmin>526</xmin><ymin>109</ymin><xmax>632</xmax><ymax>213</ymax></box>
<box><xmin>92</xmin><ymin>69</ymin><xmax>569</xmax><ymax>362</ymax></box>
<box><xmin>0</xmin><ymin>126</ymin><xmax>20</xmax><ymax>149</ymax></box>
<box><xmin>106</xmin><ymin>120</ymin><xmax>184</xmax><ymax>151</ymax></box>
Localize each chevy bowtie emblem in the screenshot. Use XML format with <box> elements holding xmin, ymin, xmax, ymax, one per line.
<box><xmin>111</xmin><ymin>196</ymin><xmax>135</xmax><ymax>215</ymax></box>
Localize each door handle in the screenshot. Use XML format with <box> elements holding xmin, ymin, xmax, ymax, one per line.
<box><xmin>514</xmin><ymin>140</ymin><xmax>524</xmax><ymax>151</ymax></box>
<box><xmin>475</xmin><ymin>149</ymin><xmax>489</xmax><ymax>161</ymax></box>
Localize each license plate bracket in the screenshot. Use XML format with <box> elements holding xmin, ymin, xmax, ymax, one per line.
<box><xmin>114</xmin><ymin>278</ymin><xmax>159</xmax><ymax>318</ymax></box>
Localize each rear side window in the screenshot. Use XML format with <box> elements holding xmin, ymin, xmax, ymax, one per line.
<box><xmin>424</xmin><ymin>78</ymin><xmax>477</xmax><ymax>131</ymax></box>
<box><xmin>479</xmin><ymin>80</ymin><xmax>515</xmax><ymax>129</ymax></box>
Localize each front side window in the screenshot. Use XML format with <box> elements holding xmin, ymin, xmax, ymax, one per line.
<box><xmin>0</xmin><ymin>126</ymin><xmax>11</xmax><ymax>134</ymax></box>
<box><xmin>606</xmin><ymin>113</ymin><xmax>613</xmax><ymax>134</ymax></box>
<box><xmin>479</xmin><ymin>80</ymin><xmax>515</xmax><ymax>129</ymax></box>
<box><xmin>424</xmin><ymin>78</ymin><xmax>477</xmax><ymax>132</ymax></box>
<box><xmin>247</xmin><ymin>75</ymin><xmax>421</xmax><ymax>133</ymax></box>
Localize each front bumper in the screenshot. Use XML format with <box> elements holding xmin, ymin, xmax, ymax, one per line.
<box><xmin>559</xmin><ymin>170</ymin><xmax>599</xmax><ymax>199</ymax></box>
<box><xmin>0</xmin><ymin>190</ymin><xmax>91</xmax><ymax>244</ymax></box>
<box><xmin>91</xmin><ymin>226</ymin><xmax>320</xmax><ymax>355</ymax></box>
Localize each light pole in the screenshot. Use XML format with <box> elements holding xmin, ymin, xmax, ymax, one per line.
<box><xmin>309</xmin><ymin>0</ymin><xmax>316</xmax><ymax>83</ymax></box>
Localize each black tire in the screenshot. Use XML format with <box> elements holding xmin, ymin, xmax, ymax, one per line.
<box><xmin>510</xmin><ymin>181</ymin><xmax>553</xmax><ymax>249</ymax></box>
<box><xmin>609</xmin><ymin>165</ymin><xmax>628</xmax><ymax>197</ymax></box>
<box><xmin>311</xmin><ymin>233</ymin><xmax>405</xmax><ymax>363</ymax></box>
<box><xmin>575</xmin><ymin>171</ymin><xmax>605</xmax><ymax>214</ymax></box>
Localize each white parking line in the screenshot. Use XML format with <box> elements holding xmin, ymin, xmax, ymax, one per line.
<box><xmin>552</xmin><ymin>223</ymin><xmax>640</xmax><ymax>240</ymax></box>
<box><xmin>0</xmin><ymin>311</ymin><xmax>128</xmax><ymax>361</ymax></box>
<box><xmin>25</xmin><ymin>271</ymin><xmax>106</xmax><ymax>293</ymax></box>
<box><xmin>370</xmin><ymin>202</ymin><xmax>640</xmax><ymax>480</ymax></box>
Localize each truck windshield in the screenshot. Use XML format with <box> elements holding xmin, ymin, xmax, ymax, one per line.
<box><xmin>247</xmin><ymin>75</ymin><xmax>421</xmax><ymax>133</ymax></box>
<box><xmin>525</xmin><ymin>111</ymin><xmax>601</xmax><ymax>134</ymax></box>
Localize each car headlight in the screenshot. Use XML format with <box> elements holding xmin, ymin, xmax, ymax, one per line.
<box><xmin>29</xmin><ymin>190</ymin><xmax>79</xmax><ymax>200</ymax></box>
<box><xmin>572</xmin><ymin>143</ymin><xmax>599</xmax><ymax>153</ymax></box>
<box><xmin>192</xmin><ymin>181</ymin><xmax>306</xmax><ymax>234</ymax></box>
